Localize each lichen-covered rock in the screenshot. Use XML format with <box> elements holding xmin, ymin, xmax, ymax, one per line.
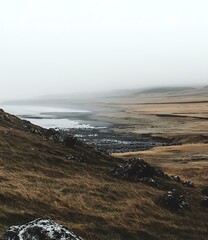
<box><xmin>3</xmin><ymin>218</ymin><xmax>84</xmax><ymax>240</ymax></box>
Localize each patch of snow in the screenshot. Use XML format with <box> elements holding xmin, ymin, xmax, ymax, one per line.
<box><xmin>4</xmin><ymin>218</ymin><xmax>84</xmax><ymax>240</ymax></box>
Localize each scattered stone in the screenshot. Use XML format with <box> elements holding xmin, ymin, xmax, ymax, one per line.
<box><xmin>183</xmin><ymin>180</ymin><xmax>194</xmax><ymax>188</ymax></box>
<box><xmin>3</xmin><ymin>218</ymin><xmax>84</xmax><ymax>240</ymax></box>
<box><xmin>66</xmin><ymin>127</ymin><xmax>173</xmax><ymax>153</ymax></box>
<box><xmin>170</xmin><ymin>176</ymin><xmax>194</xmax><ymax>188</ymax></box>
<box><xmin>201</xmin><ymin>187</ymin><xmax>208</xmax><ymax>196</ymax></box>
<box><xmin>66</xmin><ymin>153</ymin><xmax>89</xmax><ymax>163</ymax></box>
<box><xmin>159</xmin><ymin>189</ymin><xmax>189</xmax><ymax>211</ymax></box>
<box><xmin>201</xmin><ymin>198</ymin><xmax>208</xmax><ymax>208</ymax></box>
<box><xmin>170</xmin><ymin>176</ymin><xmax>181</xmax><ymax>182</ymax></box>
<box><xmin>67</xmin><ymin>155</ymin><xmax>77</xmax><ymax>160</ymax></box>
<box><xmin>140</xmin><ymin>177</ymin><xmax>160</xmax><ymax>187</ymax></box>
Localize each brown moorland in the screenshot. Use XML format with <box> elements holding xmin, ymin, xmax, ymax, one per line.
<box><xmin>0</xmin><ymin>87</ymin><xmax>208</xmax><ymax>240</ymax></box>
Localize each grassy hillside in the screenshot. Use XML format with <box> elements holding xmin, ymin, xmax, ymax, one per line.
<box><xmin>0</xmin><ymin>109</ymin><xmax>208</xmax><ymax>239</ymax></box>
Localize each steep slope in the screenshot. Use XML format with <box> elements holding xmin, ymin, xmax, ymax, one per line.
<box><xmin>0</xmin><ymin>109</ymin><xmax>208</xmax><ymax>240</ymax></box>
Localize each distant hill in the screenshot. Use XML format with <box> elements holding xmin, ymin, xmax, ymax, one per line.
<box><xmin>138</xmin><ymin>87</ymin><xmax>196</xmax><ymax>94</ymax></box>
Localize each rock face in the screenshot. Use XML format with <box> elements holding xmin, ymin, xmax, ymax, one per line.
<box><xmin>3</xmin><ymin>218</ymin><xmax>84</xmax><ymax>240</ymax></box>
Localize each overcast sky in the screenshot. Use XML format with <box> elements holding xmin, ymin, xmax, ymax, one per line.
<box><xmin>1</xmin><ymin>0</ymin><xmax>208</xmax><ymax>100</ymax></box>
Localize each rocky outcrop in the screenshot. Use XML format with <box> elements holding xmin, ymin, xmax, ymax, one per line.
<box><xmin>110</xmin><ymin>158</ymin><xmax>195</xmax><ymax>189</ymax></box>
<box><xmin>3</xmin><ymin>218</ymin><xmax>84</xmax><ymax>240</ymax></box>
<box><xmin>110</xmin><ymin>158</ymin><xmax>162</xmax><ymax>187</ymax></box>
<box><xmin>170</xmin><ymin>176</ymin><xmax>194</xmax><ymax>188</ymax></box>
<box><xmin>159</xmin><ymin>189</ymin><xmax>189</xmax><ymax>211</ymax></box>
<box><xmin>0</xmin><ymin>109</ymin><xmax>13</xmax><ymax>124</ymax></box>
<box><xmin>110</xmin><ymin>158</ymin><xmax>156</xmax><ymax>180</ymax></box>
<box><xmin>43</xmin><ymin>128</ymin><xmax>77</xmax><ymax>147</ymax></box>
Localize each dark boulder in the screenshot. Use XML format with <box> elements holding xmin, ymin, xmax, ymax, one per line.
<box><xmin>67</xmin><ymin>154</ymin><xmax>77</xmax><ymax>160</ymax></box>
<box><xmin>159</xmin><ymin>189</ymin><xmax>189</xmax><ymax>211</ymax></box>
<box><xmin>170</xmin><ymin>176</ymin><xmax>181</xmax><ymax>182</ymax></box>
<box><xmin>3</xmin><ymin>218</ymin><xmax>84</xmax><ymax>240</ymax></box>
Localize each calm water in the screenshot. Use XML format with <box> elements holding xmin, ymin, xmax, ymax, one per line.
<box><xmin>1</xmin><ymin>104</ymin><xmax>172</xmax><ymax>153</ymax></box>
<box><xmin>1</xmin><ymin>105</ymin><xmax>97</xmax><ymax>129</ymax></box>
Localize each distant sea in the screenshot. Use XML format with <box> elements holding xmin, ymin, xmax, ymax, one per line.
<box><xmin>1</xmin><ymin>105</ymin><xmax>101</xmax><ymax>129</ymax></box>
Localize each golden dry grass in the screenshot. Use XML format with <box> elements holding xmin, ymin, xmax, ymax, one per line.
<box><xmin>0</xmin><ymin>94</ymin><xmax>208</xmax><ymax>240</ymax></box>
<box><xmin>113</xmin><ymin>143</ymin><xmax>208</xmax><ymax>184</ymax></box>
<box><xmin>94</xmin><ymin>88</ymin><xmax>208</xmax><ymax>136</ymax></box>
